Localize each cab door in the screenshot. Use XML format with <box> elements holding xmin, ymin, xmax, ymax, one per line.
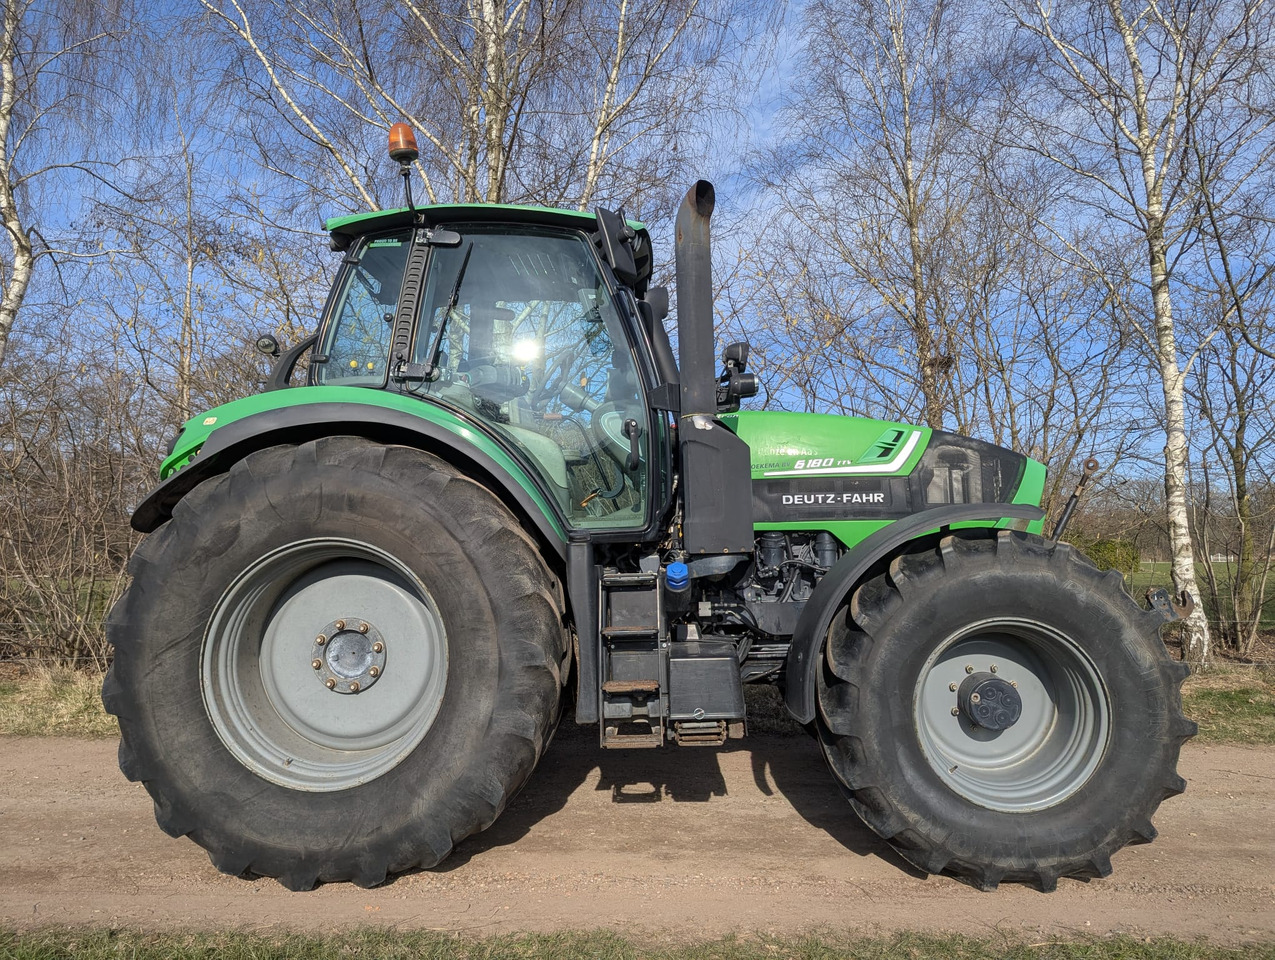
<box><xmin>409</xmin><ymin>224</ymin><xmax>653</xmax><ymax>532</ymax></box>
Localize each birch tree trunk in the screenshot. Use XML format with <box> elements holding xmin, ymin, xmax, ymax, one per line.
<box><xmin>0</xmin><ymin>0</ymin><xmax>122</xmax><ymax>367</ymax></box>
<box><xmin>1148</xmin><ymin>220</ymin><xmax>1210</xmax><ymax>661</ymax></box>
<box><xmin>1116</xmin><ymin>2</ymin><xmax>1209</xmax><ymax>661</ymax></box>
<box><xmin>0</xmin><ymin>0</ymin><xmax>34</xmax><ymax>368</ymax></box>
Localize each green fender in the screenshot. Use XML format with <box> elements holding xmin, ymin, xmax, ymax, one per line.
<box><xmin>133</xmin><ymin>388</ymin><xmax>568</xmax><ymax>559</ymax></box>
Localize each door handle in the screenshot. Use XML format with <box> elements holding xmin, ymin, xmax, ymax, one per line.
<box><xmin>622</xmin><ymin>418</ymin><xmax>641</xmax><ymax>471</ymax></box>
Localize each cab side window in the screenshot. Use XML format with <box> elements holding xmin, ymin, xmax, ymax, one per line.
<box><xmin>317</xmin><ymin>232</ymin><xmax>410</xmax><ymax>385</ymax></box>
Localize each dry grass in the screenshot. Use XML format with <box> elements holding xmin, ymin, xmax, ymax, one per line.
<box><xmin>1181</xmin><ymin>664</ymin><xmax>1275</xmax><ymax>745</ymax></box>
<box><xmin>1</xmin><ymin>928</ymin><xmax>1271</xmax><ymax>960</ymax></box>
<box><xmin>0</xmin><ymin>664</ymin><xmax>116</xmax><ymax>738</ymax></box>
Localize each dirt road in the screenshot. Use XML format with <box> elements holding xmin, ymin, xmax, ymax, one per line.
<box><xmin>2</xmin><ymin>726</ymin><xmax>1272</xmax><ymax>942</ymax></box>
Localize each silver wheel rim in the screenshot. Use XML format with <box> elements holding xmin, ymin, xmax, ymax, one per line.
<box><xmin>201</xmin><ymin>538</ymin><xmax>447</xmax><ymax>792</ymax></box>
<box><xmin>914</xmin><ymin>618</ymin><xmax>1109</xmax><ymax>812</ymax></box>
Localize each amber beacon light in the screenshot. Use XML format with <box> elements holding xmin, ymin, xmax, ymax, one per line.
<box><xmin>388</xmin><ymin>123</ymin><xmax>419</xmax><ymax>164</ymax></box>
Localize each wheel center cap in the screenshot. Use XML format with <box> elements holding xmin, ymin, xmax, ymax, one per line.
<box><xmin>311</xmin><ymin>618</ymin><xmax>387</xmax><ymax>694</ymax></box>
<box><xmin>327</xmin><ymin>632</ymin><xmax>374</xmax><ymax>679</ymax></box>
<box><xmin>958</xmin><ymin>672</ymin><xmax>1022</xmax><ymax>731</ymax></box>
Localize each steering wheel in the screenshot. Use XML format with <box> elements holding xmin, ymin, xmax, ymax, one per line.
<box><xmin>587</xmin><ymin>402</ymin><xmax>632</xmax><ymax>463</ymax></box>
<box><xmin>557</xmin><ymin>382</ymin><xmax>632</xmax><ymax>462</ymax></box>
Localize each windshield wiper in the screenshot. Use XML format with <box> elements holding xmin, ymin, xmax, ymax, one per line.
<box><xmin>395</xmin><ymin>241</ymin><xmax>473</xmax><ymax>384</ymax></box>
<box><xmin>420</xmin><ymin>242</ymin><xmax>473</xmax><ymax>381</ymax></box>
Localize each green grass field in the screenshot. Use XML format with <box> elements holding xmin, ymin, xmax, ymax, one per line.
<box><xmin>1</xmin><ymin>929</ymin><xmax>1272</xmax><ymax>960</ymax></box>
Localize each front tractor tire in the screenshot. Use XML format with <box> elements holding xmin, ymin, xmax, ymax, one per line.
<box><xmin>103</xmin><ymin>437</ymin><xmax>566</xmax><ymax>890</ymax></box>
<box><xmin>816</xmin><ymin>531</ymin><xmax>1195</xmax><ymax>891</ymax></box>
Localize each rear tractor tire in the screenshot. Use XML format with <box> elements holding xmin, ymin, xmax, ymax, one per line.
<box><xmin>103</xmin><ymin>437</ymin><xmax>566</xmax><ymax>890</ymax></box>
<box><xmin>816</xmin><ymin>530</ymin><xmax>1195</xmax><ymax>891</ymax></box>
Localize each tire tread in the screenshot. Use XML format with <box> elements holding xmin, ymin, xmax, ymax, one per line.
<box><xmin>816</xmin><ymin>531</ymin><xmax>1194</xmax><ymax>891</ymax></box>
<box><xmin>103</xmin><ymin>438</ymin><xmax>566</xmax><ymax>888</ymax></box>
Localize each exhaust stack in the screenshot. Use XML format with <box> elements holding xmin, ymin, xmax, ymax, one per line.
<box><xmin>675</xmin><ymin>180</ymin><xmax>718</xmax><ymax>418</ymax></box>
<box><xmin>673</xmin><ymin>180</ymin><xmax>754</xmax><ymax>556</ymax></box>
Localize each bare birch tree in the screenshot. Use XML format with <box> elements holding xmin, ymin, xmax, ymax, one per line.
<box><xmin>0</xmin><ymin>0</ymin><xmax>125</xmax><ymax>366</ymax></box>
<box><xmin>1191</xmin><ymin>321</ymin><xmax>1275</xmax><ymax>655</ymax></box>
<box><xmin>738</xmin><ymin>0</ymin><xmax>1129</xmax><ymax>506</ymax></box>
<box><xmin>195</xmin><ymin>0</ymin><xmax>761</xmax><ymax>221</ymax></box>
<box><xmin>1007</xmin><ymin>0</ymin><xmax>1275</xmax><ymax>663</ymax></box>
<box><xmin>753</xmin><ymin>0</ymin><xmax>980</xmax><ymax>429</ymax></box>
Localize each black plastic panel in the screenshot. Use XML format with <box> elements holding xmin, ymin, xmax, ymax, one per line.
<box><xmin>752</xmin><ymin>476</ymin><xmax>913</xmax><ymax>522</ymax></box>
<box><xmin>568</xmin><ymin>538</ymin><xmax>599</xmax><ymax>725</ymax></box>
<box><xmin>680</xmin><ymin>421</ymin><xmax>754</xmax><ymax>554</ymax></box>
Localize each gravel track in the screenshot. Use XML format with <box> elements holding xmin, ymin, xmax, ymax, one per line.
<box><xmin>2</xmin><ymin>728</ymin><xmax>1272</xmax><ymax>942</ymax></box>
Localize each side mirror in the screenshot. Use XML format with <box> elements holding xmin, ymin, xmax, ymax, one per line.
<box><xmin>265</xmin><ymin>332</ymin><xmax>320</xmax><ymax>392</ymax></box>
<box><xmin>716</xmin><ymin>340</ymin><xmax>758</xmax><ymax>413</ymax></box>
<box><xmin>594</xmin><ymin>206</ymin><xmax>638</xmax><ymax>286</ymax></box>
<box><xmin>255</xmin><ymin>333</ymin><xmax>281</xmax><ymax>358</ymax></box>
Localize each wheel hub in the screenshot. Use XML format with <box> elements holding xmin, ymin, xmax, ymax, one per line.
<box><xmin>914</xmin><ymin>619</ymin><xmax>1110</xmax><ymax>812</ymax></box>
<box><xmin>312</xmin><ymin>618</ymin><xmax>387</xmax><ymax>693</ymax></box>
<box><xmin>958</xmin><ymin>672</ymin><xmax>1022</xmax><ymax>731</ymax></box>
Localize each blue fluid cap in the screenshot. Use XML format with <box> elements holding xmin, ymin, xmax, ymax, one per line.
<box><xmin>665</xmin><ymin>562</ymin><xmax>690</xmax><ymax>592</ymax></box>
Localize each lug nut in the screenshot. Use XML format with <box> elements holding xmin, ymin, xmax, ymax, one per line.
<box><xmin>951</xmin><ymin>707</ymin><xmax>960</xmax><ymax>716</ymax></box>
<box><xmin>349</xmin><ymin>681</ymin><xmax>360</xmax><ymax>693</ymax></box>
<box><xmin>372</xmin><ymin>641</ymin><xmax>384</xmax><ymax>654</ymax></box>
<box><xmin>335</xmin><ymin>619</ymin><xmax>346</xmax><ymax>631</ymax></box>
<box><xmin>369</xmin><ymin>666</ymin><xmax>380</xmax><ymax>678</ymax></box>
<box><xmin>325</xmin><ymin>678</ymin><xmax>337</xmax><ymax>690</ymax></box>
<box><xmin>359</xmin><ymin>622</ymin><xmax>369</xmax><ymax>634</ymax></box>
<box><xmin>315</xmin><ymin>634</ymin><xmax>327</xmax><ymax>645</ymax></box>
<box><xmin>311</xmin><ymin>659</ymin><xmax>322</xmax><ymax>670</ymax></box>
<box><xmin>1010</xmin><ymin>680</ymin><xmax>1018</xmax><ymax>688</ymax></box>
<box><xmin>970</xmin><ymin>692</ymin><xmax>981</xmax><ymax>703</ymax></box>
<box><xmin>949</xmin><ymin>682</ymin><xmax>958</xmax><ymax>692</ymax></box>
<box><xmin>990</xmin><ymin>664</ymin><xmax>999</xmax><ymax>673</ymax></box>
<box><xmin>965</xmin><ymin>665</ymin><xmax>974</xmax><ymax>674</ymax></box>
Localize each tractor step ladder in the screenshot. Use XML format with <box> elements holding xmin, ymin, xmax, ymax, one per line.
<box><xmin>672</xmin><ymin>719</ymin><xmax>728</xmax><ymax>746</ymax></box>
<box><xmin>599</xmin><ymin>569</ymin><xmax>666</xmax><ymax>748</ymax></box>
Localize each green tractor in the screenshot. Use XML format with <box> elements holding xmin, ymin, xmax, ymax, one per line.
<box><xmin>104</xmin><ymin>129</ymin><xmax>1195</xmax><ymax>893</ymax></box>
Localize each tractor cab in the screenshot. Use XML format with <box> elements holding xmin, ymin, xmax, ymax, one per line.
<box><xmin>313</xmin><ymin>211</ymin><xmax>663</xmax><ymax>532</ymax></box>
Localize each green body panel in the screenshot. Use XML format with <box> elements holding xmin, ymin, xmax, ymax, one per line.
<box><xmin>161</xmin><ymin>386</ymin><xmax>567</xmax><ymax>539</ymax></box>
<box><xmin>163</xmin><ymin>394</ymin><xmax>1047</xmax><ymax>553</ymax></box>
<box><xmin>720</xmin><ymin>411</ymin><xmax>930</xmax><ymax>479</ymax></box>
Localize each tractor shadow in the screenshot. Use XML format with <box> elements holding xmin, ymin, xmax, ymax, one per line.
<box><xmin>435</xmin><ymin>689</ymin><xmax>922</xmax><ymax>878</ymax></box>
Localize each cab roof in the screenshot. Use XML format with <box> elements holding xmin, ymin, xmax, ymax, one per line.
<box><xmin>324</xmin><ymin>203</ymin><xmax>646</xmax><ymax>239</ymax></box>
<box><xmin>324</xmin><ymin>203</ymin><xmax>651</xmax><ymax>289</ymax></box>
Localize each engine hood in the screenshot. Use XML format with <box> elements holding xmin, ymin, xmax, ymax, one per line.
<box><xmin>718</xmin><ymin>411</ymin><xmax>1045</xmax><ymax>525</ymax></box>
